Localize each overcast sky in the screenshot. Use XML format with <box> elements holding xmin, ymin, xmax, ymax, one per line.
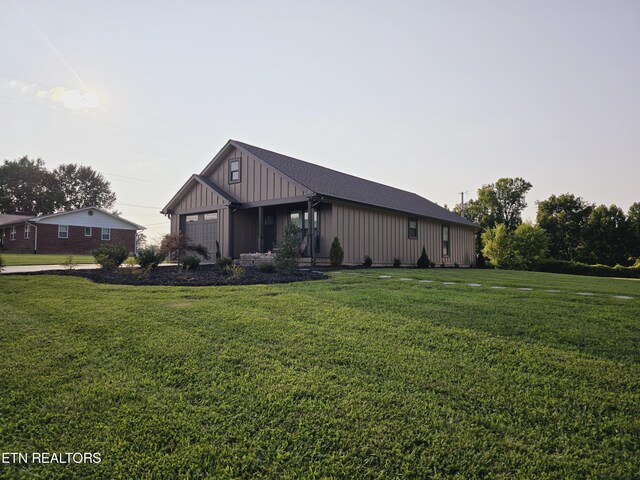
<box><xmin>1</xmin><ymin>0</ymin><xmax>639</xmax><ymax>242</ymax></box>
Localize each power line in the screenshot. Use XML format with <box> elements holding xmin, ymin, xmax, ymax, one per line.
<box><xmin>102</xmin><ymin>172</ymin><xmax>178</xmax><ymax>187</ymax></box>
<box><xmin>117</xmin><ymin>202</ymin><xmax>163</xmax><ymax>209</ymax></box>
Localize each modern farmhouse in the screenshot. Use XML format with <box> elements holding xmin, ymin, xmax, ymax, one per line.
<box><xmin>162</xmin><ymin>140</ymin><xmax>478</xmax><ymax>266</ymax></box>
<box><xmin>0</xmin><ymin>207</ymin><xmax>144</xmax><ymax>255</ymax></box>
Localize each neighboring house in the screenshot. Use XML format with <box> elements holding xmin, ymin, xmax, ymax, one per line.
<box><xmin>162</xmin><ymin>140</ymin><xmax>478</xmax><ymax>266</ymax></box>
<box><xmin>0</xmin><ymin>207</ymin><xmax>144</xmax><ymax>255</ymax></box>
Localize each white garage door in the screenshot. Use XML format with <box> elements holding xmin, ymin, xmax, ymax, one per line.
<box><xmin>183</xmin><ymin>212</ymin><xmax>218</xmax><ymax>258</ymax></box>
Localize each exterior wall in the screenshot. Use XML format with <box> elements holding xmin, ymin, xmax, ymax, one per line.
<box><xmin>329</xmin><ymin>202</ymin><xmax>476</xmax><ymax>266</ymax></box>
<box><xmin>232</xmin><ymin>209</ymin><xmax>259</xmax><ymax>256</ymax></box>
<box><xmin>174</xmin><ymin>182</ymin><xmax>228</xmax><ymax>213</ymax></box>
<box><xmin>206</xmin><ymin>146</ymin><xmax>310</xmax><ymax>203</ymax></box>
<box><xmin>1</xmin><ymin>223</ymin><xmax>136</xmax><ymax>255</ymax></box>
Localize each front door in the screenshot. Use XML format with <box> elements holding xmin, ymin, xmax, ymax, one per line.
<box><xmin>263</xmin><ymin>209</ymin><xmax>276</xmax><ymax>252</ymax></box>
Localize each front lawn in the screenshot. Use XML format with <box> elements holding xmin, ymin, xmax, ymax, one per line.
<box><xmin>1</xmin><ymin>269</ymin><xmax>638</xmax><ymax>478</ymax></box>
<box><xmin>0</xmin><ymin>253</ymin><xmax>96</xmax><ymax>266</ymax></box>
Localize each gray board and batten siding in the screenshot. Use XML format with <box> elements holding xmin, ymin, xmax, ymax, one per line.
<box><xmin>163</xmin><ymin>140</ymin><xmax>478</xmax><ymax>265</ymax></box>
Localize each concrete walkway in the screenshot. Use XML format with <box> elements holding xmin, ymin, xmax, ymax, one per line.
<box><xmin>1</xmin><ymin>264</ymin><xmax>101</xmax><ymax>274</ymax></box>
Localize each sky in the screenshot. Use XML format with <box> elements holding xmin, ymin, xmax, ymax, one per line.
<box><xmin>1</xmin><ymin>0</ymin><xmax>639</xmax><ymax>242</ymax></box>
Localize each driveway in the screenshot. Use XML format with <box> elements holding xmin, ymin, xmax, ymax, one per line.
<box><xmin>1</xmin><ymin>264</ymin><xmax>101</xmax><ymax>274</ymax></box>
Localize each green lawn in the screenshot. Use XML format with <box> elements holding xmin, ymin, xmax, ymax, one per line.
<box><xmin>0</xmin><ymin>253</ymin><xmax>96</xmax><ymax>266</ymax></box>
<box><xmin>1</xmin><ymin>269</ymin><xmax>638</xmax><ymax>478</ymax></box>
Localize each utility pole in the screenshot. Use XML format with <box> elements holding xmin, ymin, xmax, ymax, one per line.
<box><xmin>459</xmin><ymin>191</ymin><xmax>465</xmax><ymax>215</ymax></box>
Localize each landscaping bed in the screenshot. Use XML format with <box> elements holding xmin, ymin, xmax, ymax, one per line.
<box><xmin>5</xmin><ymin>264</ymin><xmax>327</xmax><ymax>286</ymax></box>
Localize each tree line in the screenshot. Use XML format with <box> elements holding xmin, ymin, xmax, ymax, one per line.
<box><xmin>0</xmin><ymin>156</ymin><xmax>116</xmax><ymax>215</ymax></box>
<box><xmin>454</xmin><ymin>178</ymin><xmax>639</xmax><ymax>269</ymax></box>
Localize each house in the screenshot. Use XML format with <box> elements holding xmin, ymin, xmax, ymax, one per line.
<box><xmin>161</xmin><ymin>140</ymin><xmax>478</xmax><ymax>266</ymax></box>
<box><xmin>0</xmin><ymin>207</ymin><xmax>144</xmax><ymax>255</ymax></box>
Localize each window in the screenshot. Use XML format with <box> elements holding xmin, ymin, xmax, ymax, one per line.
<box><xmin>408</xmin><ymin>218</ymin><xmax>418</xmax><ymax>239</ymax></box>
<box><xmin>101</xmin><ymin>228</ymin><xmax>110</xmax><ymax>241</ymax></box>
<box><xmin>185</xmin><ymin>215</ymin><xmax>198</xmax><ymax>222</ymax></box>
<box><xmin>229</xmin><ymin>158</ymin><xmax>241</xmax><ymax>183</ymax></box>
<box><xmin>85</xmin><ymin>227</ymin><xmax>92</xmax><ymax>237</ymax></box>
<box><xmin>10</xmin><ymin>226</ymin><xmax>16</xmax><ymax>241</ymax></box>
<box><xmin>58</xmin><ymin>225</ymin><xmax>69</xmax><ymax>239</ymax></box>
<box><xmin>442</xmin><ymin>225</ymin><xmax>450</xmax><ymax>257</ymax></box>
<box><xmin>289</xmin><ymin>209</ymin><xmax>320</xmax><ymax>252</ymax></box>
<box><xmin>203</xmin><ymin>212</ymin><xmax>217</xmax><ymax>221</ymax></box>
<box><xmin>24</xmin><ymin>224</ymin><xmax>31</xmax><ymax>239</ymax></box>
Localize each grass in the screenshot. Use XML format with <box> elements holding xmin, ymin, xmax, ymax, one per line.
<box><xmin>0</xmin><ymin>253</ymin><xmax>96</xmax><ymax>266</ymax></box>
<box><xmin>0</xmin><ymin>269</ymin><xmax>638</xmax><ymax>478</ymax></box>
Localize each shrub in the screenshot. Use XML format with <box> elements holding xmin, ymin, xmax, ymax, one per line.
<box><xmin>329</xmin><ymin>237</ymin><xmax>344</xmax><ymax>266</ymax></box>
<box><xmin>454</xmin><ymin>263</ymin><xmax>460</xmax><ymax>268</ymax></box>
<box><xmin>62</xmin><ymin>255</ymin><xmax>78</xmax><ymax>270</ymax></box>
<box><xmin>217</xmin><ymin>257</ymin><xmax>233</xmax><ymax>268</ymax></box>
<box><xmin>275</xmin><ymin>223</ymin><xmax>302</xmax><ymax>274</ymax></box>
<box><xmin>476</xmin><ymin>251</ymin><xmax>487</xmax><ymax>268</ymax></box>
<box><xmin>417</xmin><ymin>246</ymin><xmax>430</xmax><ymax>268</ymax></box>
<box><xmin>0</xmin><ymin>254</ymin><xmax>4</xmax><ymax>272</ymax></box>
<box><xmin>440</xmin><ymin>262</ymin><xmax>445</xmax><ymax>268</ymax></box>
<box><xmin>363</xmin><ymin>255</ymin><xmax>373</xmax><ymax>267</ymax></box>
<box><xmin>215</xmin><ymin>240</ymin><xmax>221</xmax><ymax>260</ymax></box>
<box><xmin>533</xmin><ymin>259</ymin><xmax>640</xmax><ymax>279</ymax></box>
<box><xmin>160</xmin><ymin>234</ymin><xmax>210</xmax><ymax>261</ymax></box>
<box><xmin>392</xmin><ymin>257</ymin><xmax>401</xmax><ymax>268</ymax></box>
<box><xmin>92</xmin><ymin>244</ymin><xmax>128</xmax><ymax>270</ymax></box>
<box><xmin>258</xmin><ymin>260</ymin><xmax>275</xmax><ymax>273</ymax></box>
<box><xmin>223</xmin><ymin>263</ymin><xmax>245</xmax><ymax>281</ymax></box>
<box><xmin>136</xmin><ymin>247</ymin><xmax>165</xmax><ymax>269</ymax></box>
<box><xmin>180</xmin><ymin>255</ymin><xmax>201</xmax><ymax>270</ymax></box>
<box><xmin>482</xmin><ymin>223</ymin><xmax>549</xmax><ymax>270</ymax></box>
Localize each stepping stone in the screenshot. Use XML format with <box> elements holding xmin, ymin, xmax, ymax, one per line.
<box><xmin>419</xmin><ymin>280</ymin><xmax>433</xmax><ymax>283</ymax></box>
<box><xmin>443</xmin><ymin>282</ymin><xmax>456</xmax><ymax>285</ymax></box>
<box><xmin>378</xmin><ymin>275</ymin><xmax>392</xmax><ymax>278</ymax></box>
<box><xmin>312</xmin><ymin>271</ymin><xmax>324</xmax><ymax>274</ymax></box>
<box><xmin>576</xmin><ymin>292</ymin><xmax>594</xmax><ymax>296</ymax></box>
<box><xmin>612</xmin><ymin>295</ymin><xmax>633</xmax><ymax>300</ymax></box>
<box><xmin>467</xmin><ymin>283</ymin><xmax>481</xmax><ymax>287</ymax></box>
<box><xmin>399</xmin><ymin>278</ymin><xmax>413</xmax><ymax>281</ymax></box>
<box><xmin>491</xmin><ymin>286</ymin><xmax>506</xmax><ymax>289</ymax></box>
<box><xmin>517</xmin><ymin>288</ymin><xmax>533</xmax><ymax>291</ymax></box>
<box><xmin>544</xmin><ymin>289</ymin><xmax>560</xmax><ymax>293</ymax></box>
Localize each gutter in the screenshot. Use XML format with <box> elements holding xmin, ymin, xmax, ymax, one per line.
<box><xmin>26</xmin><ymin>222</ymin><xmax>38</xmax><ymax>254</ymax></box>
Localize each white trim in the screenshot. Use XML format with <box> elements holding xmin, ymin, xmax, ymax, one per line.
<box><xmin>85</xmin><ymin>226</ymin><xmax>92</xmax><ymax>236</ymax></box>
<box><xmin>10</xmin><ymin>226</ymin><xmax>16</xmax><ymax>241</ymax></box>
<box><xmin>101</xmin><ymin>227</ymin><xmax>110</xmax><ymax>241</ymax></box>
<box><xmin>58</xmin><ymin>225</ymin><xmax>69</xmax><ymax>239</ymax></box>
<box><xmin>24</xmin><ymin>224</ymin><xmax>31</xmax><ymax>239</ymax></box>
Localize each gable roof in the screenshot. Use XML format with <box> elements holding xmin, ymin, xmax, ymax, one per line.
<box><xmin>30</xmin><ymin>206</ymin><xmax>144</xmax><ymax>230</ymax></box>
<box><xmin>162</xmin><ymin>174</ymin><xmax>238</xmax><ymax>213</ymax></box>
<box><xmin>232</xmin><ymin>140</ymin><xmax>477</xmax><ymax>227</ymax></box>
<box><xmin>0</xmin><ymin>213</ymin><xmax>33</xmax><ymax>227</ymax></box>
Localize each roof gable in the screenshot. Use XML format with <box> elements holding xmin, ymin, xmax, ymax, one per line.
<box><xmin>231</xmin><ymin>141</ymin><xmax>477</xmax><ymax>227</ymax></box>
<box><xmin>32</xmin><ymin>207</ymin><xmax>144</xmax><ymax>230</ymax></box>
<box><xmin>162</xmin><ymin>174</ymin><xmax>238</xmax><ymax>213</ymax></box>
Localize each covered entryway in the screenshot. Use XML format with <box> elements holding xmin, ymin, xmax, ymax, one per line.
<box><xmin>183</xmin><ymin>212</ymin><xmax>218</xmax><ymax>258</ymax></box>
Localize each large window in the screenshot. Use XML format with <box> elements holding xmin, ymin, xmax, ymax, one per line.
<box><xmin>24</xmin><ymin>224</ymin><xmax>31</xmax><ymax>239</ymax></box>
<box><xmin>408</xmin><ymin>218</ymin><xmax>418</xmax><ymax>239</ymax></box>
<box><xmin>58</xmin><ymin>225</ymin><xmax>69</xmax><ymax>239</ymax></box>
<box><xmin>101</xmin><ymin>228</ymin><xmax>111</xmax><ymax>241</ymax></box>
<box><xmin>442</xmin><ymin>224</ymin><xmax>450</xmax><ymax>257</ymax></box>
<box><xmin>229</xmin><ymin>158</ymin><xmax>241</xmax><ymax>183</ymax></box>
<box><xmin>289</xmin><ymin>209</ymin><xmax>320</xmax><ymax>252</ymax></box>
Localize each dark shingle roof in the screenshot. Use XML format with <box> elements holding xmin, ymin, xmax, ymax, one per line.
<box><xmin>0</xmin><ymin>213</ymin><xmax>33</xmax><ymax>226</ymax></box>
<box><xmin>232</xmin><ymin>140</ymin><xmax>476</xmax><ymax>227</ymax></box>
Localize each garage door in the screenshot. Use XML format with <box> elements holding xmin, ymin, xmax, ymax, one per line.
<box><xmin>183</xmin><ymin>212</ymin><xmax>218</xmax><ymax>258</ymax></box>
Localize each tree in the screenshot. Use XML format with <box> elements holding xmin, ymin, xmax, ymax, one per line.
<box><xmin>536</xmin><ymin>194</ymin><xmax>593</xmax><ymax>261</ymax></box>
<box><xmin>627</xmin><ymin>202</ymin><xmax>640</xmax><ymax>260</ymax></box>
<box><xmin>53</xmin><ymin>163</ymin><xmax>116</xmax><ymax>211</ymax></box>
<box><xmin>580</xmin><ymin>205</ymin><xmax>628</xmax><ymax>266</ymax></box>
<box><xmin>458</xmin><ymin>177</ymin><xmax>532</xmax><ymax>231</ymax></box>
<box><xmin>482</xmin><ymin>222</ymin><xmax>548</xmax><ymax>270</ymax></box>
<box><xmin>0</xmin><ymin>156</ymin><xmax>62</xmax><ymax>214</ymax></box>
<box><xmin>275</xmin><ymin>223</ymin><xmax>302</xmax><ymax>274</ymax></box>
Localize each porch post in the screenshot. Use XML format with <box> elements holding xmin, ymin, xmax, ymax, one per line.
<box><xmin>307</xmin><ymin>198</ymin><xmax>314</xmax><ymax>261</ymax></box>
<box><xmin>258</xmin><ymin>206</ymin><xmax>264</xmax><ymax>253</ymax></box>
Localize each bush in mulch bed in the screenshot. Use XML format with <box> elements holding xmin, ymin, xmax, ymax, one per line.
<box><xmin>6</xmin><ymin>264</ymin><xmax>326</xmax><ymax>287</ymax></box>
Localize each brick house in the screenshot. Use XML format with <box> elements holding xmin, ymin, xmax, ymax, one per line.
<box><xmin>0</xmin><ymin>207</ymin><xmax>144</xmax><ymax>255</ymax></box>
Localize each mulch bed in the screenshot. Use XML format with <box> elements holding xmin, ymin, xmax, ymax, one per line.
<box><xmin>7</xmin><ymin>264</ymin><xmax>327</xmax><ymax>286</ymax></box>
